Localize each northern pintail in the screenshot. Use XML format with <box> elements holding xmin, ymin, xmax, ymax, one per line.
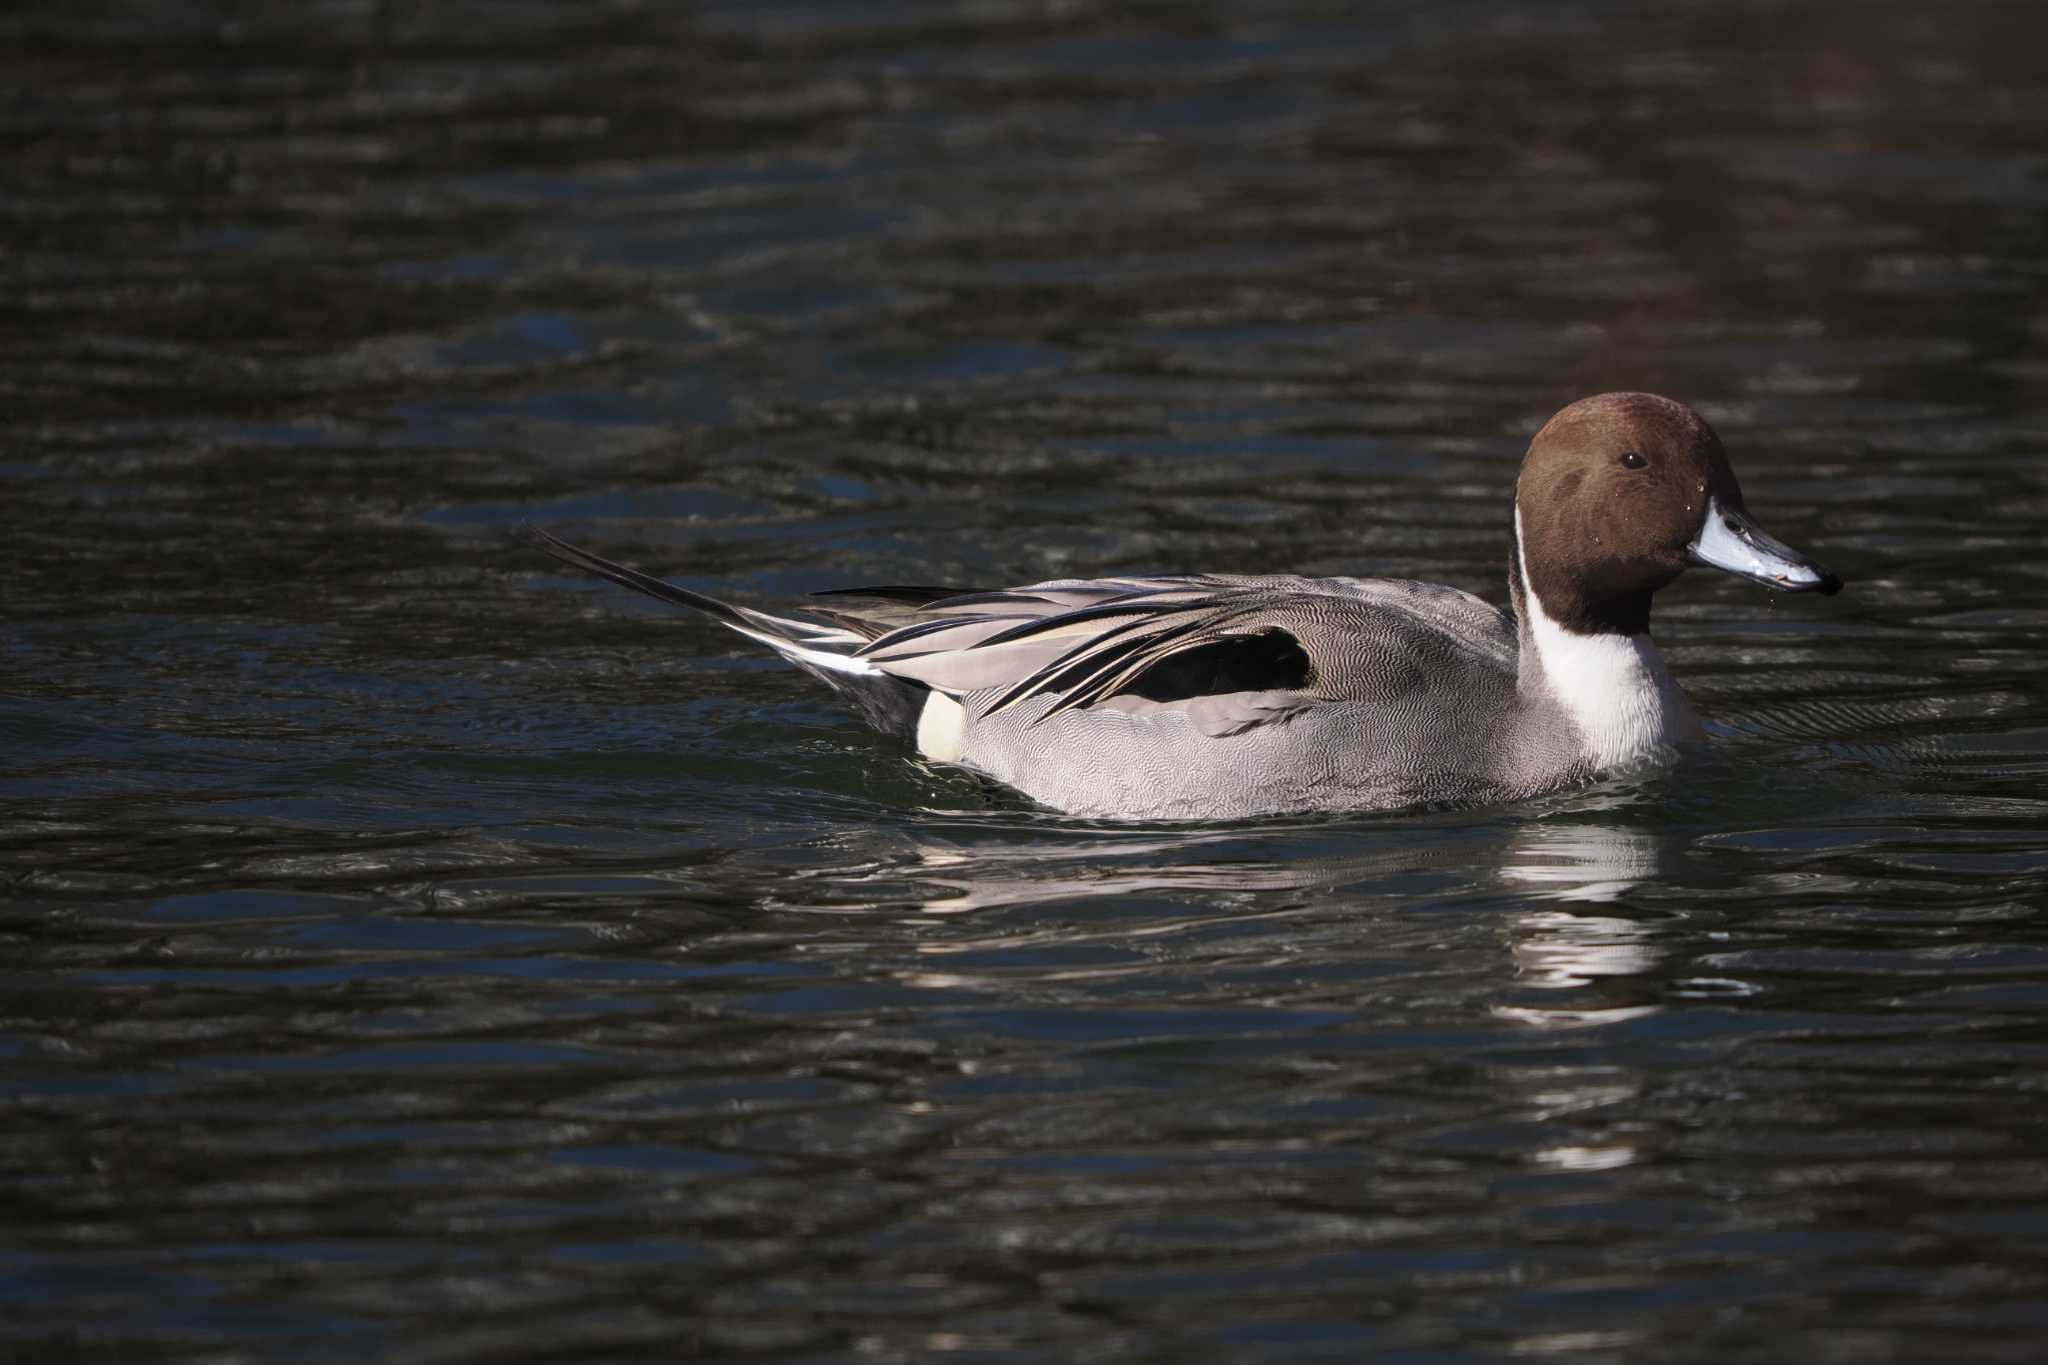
<box><xmin>524</xmin><ymin>393</ymin><xmax>1842</xmax><ymax>819</ymax></box>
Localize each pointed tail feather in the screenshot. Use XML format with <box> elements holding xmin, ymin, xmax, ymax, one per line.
<box><xmin>519</xmin><ymin>524</ymin><xmax>837</xmax><ymax>640</ymax></box>
<box><xmin>519</xmin><ymin>524</ymin><xmax>937</xmax><ymax>740</ymax></box>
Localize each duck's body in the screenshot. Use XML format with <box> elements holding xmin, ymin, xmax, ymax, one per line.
<box><xmin>905</xmin><ymin>575</ymin><xmax>1577</xmax><ymax>819</ymax></box>
<box><xmin>526</xmin><ymin>394</ymin><xmax>1839</xmax><ymax>820</ymax></box>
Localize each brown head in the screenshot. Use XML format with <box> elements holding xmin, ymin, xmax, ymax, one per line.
<box><xmin>1513</xmin><ymin>392</ymin><xmax>1841</xmax><ymax>636</ymax></box>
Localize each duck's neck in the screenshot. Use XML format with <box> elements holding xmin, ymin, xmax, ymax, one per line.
<box><xmin>1511</xmin><ymin>509</ymin><xmax>1703</xmax><ymax>770</ymax></box>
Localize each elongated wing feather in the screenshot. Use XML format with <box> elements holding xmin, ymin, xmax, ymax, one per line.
<box><xmin>850</xmin><ymin>575</ymin><xmax>1512</xmax><ymax>734</ymax></box>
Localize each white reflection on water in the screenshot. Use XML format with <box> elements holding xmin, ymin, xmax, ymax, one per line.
<box><xmin>1500</xmin><ymin>822</ymin><xmax>1665</xmax><ymax>905</ymax></box>
<box><xmin>1531</xmin><ymin>1144</ymin><xmax>1638</xmax><ymax>1171</ymax></box>
<box><xmin>1492</xmin><ymin>822</ymin><xmax>1677</xmax><ymax>1180</ymax></box>
<box><xmin>887</xmin><ymin>831</ymin><xmax>1313</xmax><ymax>916</ymax></box>
<box><xmin>770</xmin><ymin>812</ymin><xmax>1694</xmax><ymax>1041</ymax></box>
<box><xmin>1496</xmin><ymin>821</ymin><xmax>1672</xmax><ymax>1029</ymax></box>
<box><xmin>773</xmin><ymin>818</ymin><xmax>1502</xmax><ymax>918</ymax></box>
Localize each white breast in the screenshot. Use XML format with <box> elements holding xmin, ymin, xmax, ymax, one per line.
<box><xmin>1515</xmin><ymin>511</ymin><xmax>1703</xmax><ymax>771</ymax></box>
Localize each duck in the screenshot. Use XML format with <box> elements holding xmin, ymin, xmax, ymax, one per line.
<box><xmin>523</xmin><ymin>392</ymin><xmax>1841</xmax><ymax>820</ymax></box>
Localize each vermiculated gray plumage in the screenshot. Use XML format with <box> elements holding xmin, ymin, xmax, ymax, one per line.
<box><xmin>863</xmin><ymin>575</ymin><xmax>1589</xmax><ymax>818</ymax></box>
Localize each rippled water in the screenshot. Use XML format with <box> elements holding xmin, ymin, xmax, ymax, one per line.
<box><xmin>6</xmin><ymin>1</ymin><xmax>2047</xmax><ymax>1359</ymax></box>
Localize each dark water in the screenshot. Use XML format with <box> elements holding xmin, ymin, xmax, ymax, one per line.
<box><xmin>6</xmin><ymin>1</ymin><xmax>2048</xmax><ymax>1359</ymax></box>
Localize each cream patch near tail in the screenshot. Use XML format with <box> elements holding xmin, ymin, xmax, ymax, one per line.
<box><xmin>916</xmin><ymin>691</ymin><xmax>967</xmax><ymax>762</ymax></box>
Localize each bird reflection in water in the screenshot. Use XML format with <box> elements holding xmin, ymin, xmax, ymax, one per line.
<box><xmin>1492</xmin><ymin>817</ymin><xmax>1682</xmax><ymax>1190</ymax></box>
<box><xmin>777</xmin><ymin>817</ymin><xmax>1499</xmax><ymax>918</ymax></box>
<box><xmin>1495</xmin><ymin>818</ymin><xmax>1675</xmax><ymax>1029</ymax></box>
<box><xmin>764</xmin><ymin>806</ymin><xmax>1689</xmax><ymax>1035</ymax></box>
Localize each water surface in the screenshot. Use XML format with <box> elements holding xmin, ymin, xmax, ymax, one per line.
<box><xmin>5</xmin><ymin>1</ymin><xmax>2047</xmax><ymax>1360</ymax></box>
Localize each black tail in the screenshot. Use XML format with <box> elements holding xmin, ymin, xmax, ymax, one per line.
<box><xmin>520</xmin><ymin>525</ymin><xmax>761</xmax><ymax>630</ymax></box>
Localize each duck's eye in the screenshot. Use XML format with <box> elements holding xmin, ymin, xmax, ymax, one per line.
<box><xmin>1619</xmin><ymin>450</ymin><xmax>1648</xmax><ymax>470</ymax></box>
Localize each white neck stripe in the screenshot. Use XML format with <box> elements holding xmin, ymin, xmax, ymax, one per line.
<box><xmin>1513</xmin><ymin>507</ymin><xmax>1702</xmax><ymax>769</ymax></box>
